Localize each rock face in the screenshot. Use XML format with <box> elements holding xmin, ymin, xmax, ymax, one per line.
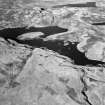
<box><xmin>0</xmin><ymin>0</ymin><xmax>105</xmax><ymax>105</ymax></box>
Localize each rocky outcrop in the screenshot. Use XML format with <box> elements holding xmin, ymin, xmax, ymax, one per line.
<box><xmin>0</xmin><ymin>0</ymin><xmax>105</xmax><ymax>105</ymax></box>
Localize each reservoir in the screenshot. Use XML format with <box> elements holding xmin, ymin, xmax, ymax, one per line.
<box><xmin>0</xmin><ymin>26</ymin><xmax>104</xmax><ymax>66</ymax></box>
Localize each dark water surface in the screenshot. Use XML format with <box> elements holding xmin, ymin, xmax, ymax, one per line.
<box><xmin>53</xmin><ymin>2</ymin><xmax>96</xmax><ymax>8</ymax></box>
<box><xmin>0</xmin><ymin>26</ymin><xmax>68</xmax><ymax>40</ymax></box>
<box><xmin>92</xmin><ymin>22</ymin><xmax>105</xmax><ymax>25</ymax></box>
<box><xmin>0</xmin><ymin>26</ymin><xmax>104</xmax><ymax>66</ymax></box>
